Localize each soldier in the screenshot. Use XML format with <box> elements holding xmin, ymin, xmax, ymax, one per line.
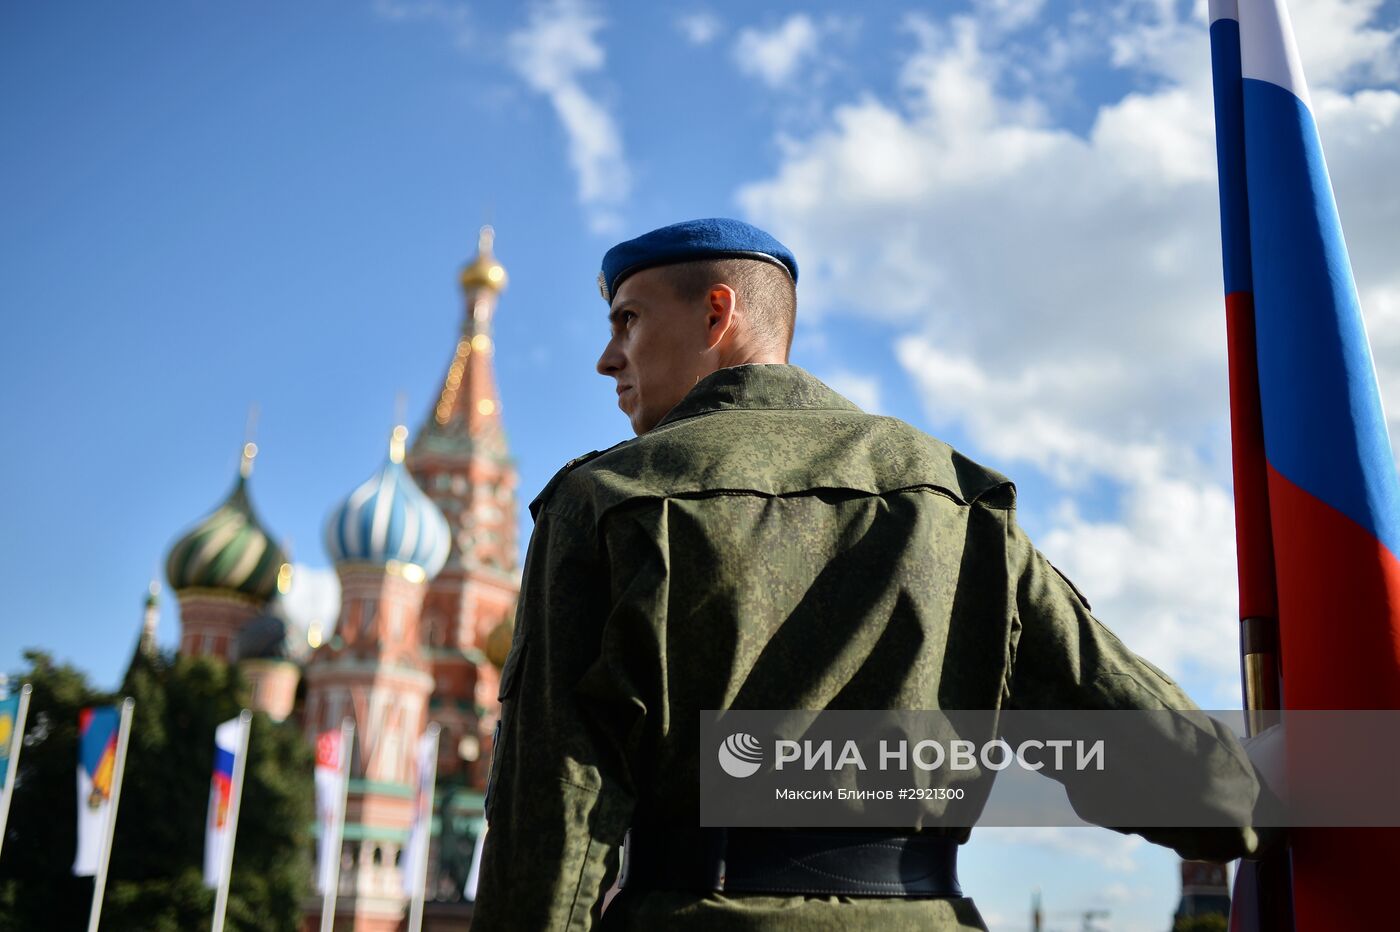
<box><xmin>471</xmin><ymin>218</ymin><xmax>1275</xmax><ymax>931</ymax></box>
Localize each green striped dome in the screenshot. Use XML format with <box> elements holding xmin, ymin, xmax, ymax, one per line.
<box><xmin>166</xmin><ymin>472</ymin><xmax>287</xmax><ymax>602</ymax></box>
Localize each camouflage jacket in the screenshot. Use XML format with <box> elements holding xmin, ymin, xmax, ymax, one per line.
<box><xmin>471</xmin><ymin>363</ymin><xmax>1268</xmax><ymax>931</ymax></box>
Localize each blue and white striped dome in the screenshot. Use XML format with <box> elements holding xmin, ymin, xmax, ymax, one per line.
<box><xmin>325</xmin><ymin>429</ymin><xmax>451</xmax><ymax>579</ymax></box>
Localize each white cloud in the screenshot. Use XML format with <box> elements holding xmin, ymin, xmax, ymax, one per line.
<box><xmin>740</xmin><ymin>2</ymin><xmax>1400</xmax><ymax>701</ymax></box>
<box><xmin>372</xmin><ymin>0</ymin><xmax>473</xmax><ymax>49</ymax></box>
<box><xmin>819</xmin><ymin>369</ymin><xmax>882</xmax><ymax>412</ymax></box>
<box><xmin>509</xmin><ymin>0</ymin><xmax>630</xmax><ymax>233</ymax></box>
<box><xmin>678</xmin><ymin>11</ymin><xmax>721</xmax><ymax>46</ymax></box>
<box><xmin>735</xmin><ymin>15</ymin><xmax>822</xmax><ymax>87</ymax></box>
<box><xmin>1289</xmin><ymin>0</ymin><xmax>1399</xmax><ymax>87</ymax></box>
<box><xmin>975</xmin><ymin>827</ymin><xmax>1146</xmax><ymax>872</ymax></box>
<box><xmin>1099</xmin><ymin>880</ymin><xmax>1156</xmax><ymax>904</ymax></box>
<box><xmin>895</xmin><ymin>334</ymin><xmax>1243</xmax><ymax>700</ymax></box>
<box><xmin>973</xmin><ymin>0</ymin><xmax>1047</xmax><ymax>32</ymax></box>
<box><xmin>1039</xmin><ymin>470</ymin><xmax>1243</xmax><ymax>702</ymax></box>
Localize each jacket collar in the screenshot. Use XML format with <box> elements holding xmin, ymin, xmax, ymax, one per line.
<box><xmin>651</xmin><ymin>364</ymin><xmax>861</xmax><ymax>431</ymax></box>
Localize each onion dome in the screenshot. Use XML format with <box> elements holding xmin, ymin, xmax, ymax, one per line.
<box><xmin>459</xmin><ymin>226</ymin><xmax>508</xmax><ymax>293</ymax></box>
<box><xmin>166</xmin><ymin>444</ymin><xmax>288</xmax><ymax>602</ymax></box>
<box><xmin>235</xmin><ymin>606</ymin><xmax>310</xmax><ymax>664</ymax></box>
<box><xmin>484</xmin><ymin>614</ymin><xmax>515</xmax><ymax>669</ymax></box>
<box><xmin>325</xmin><ymin>426</ymin><xmax>451</xmax><ymax>580</ymax></box>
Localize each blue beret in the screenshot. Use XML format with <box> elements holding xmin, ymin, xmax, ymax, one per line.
<box><xmin>598</xmin><ymin>218</ymin><xmax>798</xmax><ymax>302</ymax></box>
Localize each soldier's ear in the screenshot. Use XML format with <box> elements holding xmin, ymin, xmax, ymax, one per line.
<box><xmin>704</xmin><ymin>285</ymin><xmax>737</xmax><ymax>348</ymax></box>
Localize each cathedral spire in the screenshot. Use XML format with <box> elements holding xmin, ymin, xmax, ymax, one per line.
<box><xmin>139</xmin><ymin>580</ymin><xmax>160</xmax><ymax>658</ymax></box>
<box><xmin>458</xmin><ymin>225</ymin><xmax>508</xmax><ymax>299</ymax></box>
<box><xmin>418</xmin><ymin>227</ymin><xmax>509</xmax><ymax>456</ymax></box>
<box><xmin>402</xmin><ymin>224</ymin><xmax>522</xmax><ymax>807</ymax></box>
<box><xmin>240</xmin><ymin>403</ymin><xmax>259</xmax><ymax>478</ymax></box>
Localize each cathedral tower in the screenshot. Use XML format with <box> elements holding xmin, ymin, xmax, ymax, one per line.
<box><xmin>304</xmin><ymin>425</ymin><xmax>452</xmax><ymax>931</ymax></box>
<box><xmin>235</xmin><ymin>600</ymin><xmax>307</xmax><ymax>723</ymax></box>
<box><xmin>167</xmin><ymin>442</ymin><xmax>289</xmax><ymax>660</ymax></box>
<box><xmin>1173</xmin><ymin>860</ymin><xmax>1231</xmax><ymax>925</ymax></box>
<box><xmin>408</xmin><ymin>227</ymin><xmax>522</xmax><ymax>791</ymax></box>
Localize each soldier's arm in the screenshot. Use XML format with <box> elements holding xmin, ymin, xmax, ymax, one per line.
<box><xmin>1000</xmin><ymin>509</ymin><xmax>1280</xmax><ymax>862</ymax></box>
<box><xmin>472</xmin><ymin>503</ymin><xmax>635</xmax><ymax>931</ymax></box>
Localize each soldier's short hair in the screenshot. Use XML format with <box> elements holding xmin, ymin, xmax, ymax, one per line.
<box><xmin>659</xmin><ymin>257</ymin><xmax>797</xmax><ymax>354</ymax></box>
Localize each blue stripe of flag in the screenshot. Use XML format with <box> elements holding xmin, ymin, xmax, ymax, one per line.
<box><xmin>213</xmin><ymin>745</ymin><xmax>236</xmax><ymax>779</ymax></box>
<box><xmin>1243</xmin><ymin>76</ymin><xmax>1400</xmax><ymax>557</ymax></box>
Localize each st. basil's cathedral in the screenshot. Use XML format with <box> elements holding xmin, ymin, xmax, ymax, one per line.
<box><xmin>160</xmin><ymin>227</ymin><xmax>520</xmax><ymax>931</ymax></box>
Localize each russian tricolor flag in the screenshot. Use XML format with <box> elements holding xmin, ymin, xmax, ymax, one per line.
<box><xmin>203</xmin><ymin>716</ymin><xmax>247</xmax><ymax>888</ymax></box>
<box><xmin>1209</xmin><ymin>1</ymin><xmax>1400</xmax><ymax>929</ymax></box>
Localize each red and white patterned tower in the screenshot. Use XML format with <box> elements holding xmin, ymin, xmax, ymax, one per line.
<box><xmin>304</xmin><ymin>425</ymin><xmax>453</xmax><ymax>931</ymax></box>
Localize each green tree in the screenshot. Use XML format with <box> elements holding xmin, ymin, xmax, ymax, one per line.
<box><xmin>0</xmin><ymin>649</ymin><xmax>313</xmax><ymax>931</ymax></box>
<box><xmin>1173</xmin><ymin>913</ymin><xmax>1230</xmax><ymax>932</ymax></box>
<box><xmin>0</xmin><ymin>651</ymin><xmax>104</xmax><ymax>930</ymax></box>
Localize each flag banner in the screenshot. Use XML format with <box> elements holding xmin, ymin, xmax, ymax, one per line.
<box><xmin>401</xmin><ymin>730</ymin><xmax>436</xmax><ymax>898</ymax></box>
<box><xmin>1209</xmin><ymin>1</ymin><xmax>1400</xmax><ymax>928</ymax></box>
<box><xmin>314</xmin><ymin>728</ymin><xmax>345</xmax><ymax>895</ymax></box>
<box><xmin>1233</xmin><ymin>1</ymin><xmax>1400</xmax><ymax>707</ymax></box>
<box><xmin>0</xmin><ymin>694</ymin><xmax>18</xmax><ymax>788</ymax></box>
<box><xmin>203</xmin><ymin>717</ymin><xmax>245</xmax><ymax>888</ymax></box>
<box><xmin>73</xmin><ymin>706</ymin><xmax>120</xmax><ymax>877</ymax></box>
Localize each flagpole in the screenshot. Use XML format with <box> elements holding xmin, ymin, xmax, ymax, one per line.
<box><xmin>0</xmin><ymin>683</ymin><xmax>32</xmax><ymax>860</ymax></box>
<box><xmin>211</xmin><ymin>710</ymin><xmax>253</xmax><ymax>932</ymax></box>
<box><xmin>319</xmin><ymin>717</ymin><xmax>354</xmax><ymax>932</ymax></box>
<box><xmin>407</xmin><ymin>724</ymin><xmax>441</xmax><ymax>932</ymax></box>
<box><xmin>87</xmin><ymin>697</ymin><xmax>134</xmax><ymax>932</ymax></box>
<box><xmin>1207</xmin><ymin>5</ymin><xmax>1293</xmax><ymax>929</ymax></box>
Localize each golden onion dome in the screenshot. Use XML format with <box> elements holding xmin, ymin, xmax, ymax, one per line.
<box><xmin>459</xmin><ymin>225</ymin><xmax>508</xmax><ymax>293</ymax></box>
<box><xmin>484</xmin><ymin>614</ymin><xmax>515</xmax><ymax>669</ymax></box>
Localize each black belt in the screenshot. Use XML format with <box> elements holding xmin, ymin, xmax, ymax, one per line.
<box><xmin>620</xmin><ymin>827</ymin><xmax>962</xmax><ymax>897</ymax></box>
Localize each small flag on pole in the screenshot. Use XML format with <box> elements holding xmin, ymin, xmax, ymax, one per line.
<box><xmin>80</xmin><ymin>698</ymin><xmax>134</xmax><ymax>932</ymax></box>
<box><xmin>0</xmin><ymin>691</ymin><xmax>21</xmax><ymax>788</ymax></box>
<box><xmin>204</xmin><ymin>715</ymin><xmax>249</xmax><ymax>887</ymax></box>
<box><xmin>206</xmin><ymin>712</ymin><xmax>252</xmax><ymax>932</ymax></box>
<box><xmin>403</xmin><ymin>725</ymin><xmax>441</xmax><ymax>932</ymax></box>
<box><xmin>73</xmin><ymin>706</ymin><xmax>121</xmax><ymax>877</ymax></box>
<box><xmin>0</xmin><ymin>684</ymin><xmax>32</xmax><ymax>861</ymax></box>
<box><xmin>402</xmin><ymin>728</ymin><xmax>438</xmax><ymax>898</ymax></box>
<box><xmin>316</xmin><ymin>720</ymin><xmax>354</xmax><ymax>932</ymax></box>
<box><xmin>314</xmin><ymin>726</ymin><xmax>347</xmax><ymax>895</ymax></box>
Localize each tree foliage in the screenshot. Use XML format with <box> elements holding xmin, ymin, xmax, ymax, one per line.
<box><xmin>0</xmin><ymin>649</ymin><xmax>312</xmax><ymax>931</ymax></box>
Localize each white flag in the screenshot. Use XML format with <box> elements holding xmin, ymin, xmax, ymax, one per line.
<box><xmin>401</xmin><ymin>731</ymin><xmax>437</xmax><ymax>897</ymax></box>
<box><xmin>314</xmin><ymin>728</ymin><xmax>346</xmax><ymax>894</ymax></box>
<box><xmin>203</xmin><ymin>717</ymin><xmax>246</xmax><ymax>887</ymax></box>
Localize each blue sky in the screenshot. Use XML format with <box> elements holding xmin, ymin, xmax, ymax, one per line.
<box><xmin>5</xmin><ymin>1</ymin><xmax>1400</xmax><ymax>928</ymax></box>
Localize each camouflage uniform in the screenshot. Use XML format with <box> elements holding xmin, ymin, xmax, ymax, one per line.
<box><xmin>472</xmin><ymin>363</ymin><xmax>1270</xmax><ymax>931</ymax></box>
